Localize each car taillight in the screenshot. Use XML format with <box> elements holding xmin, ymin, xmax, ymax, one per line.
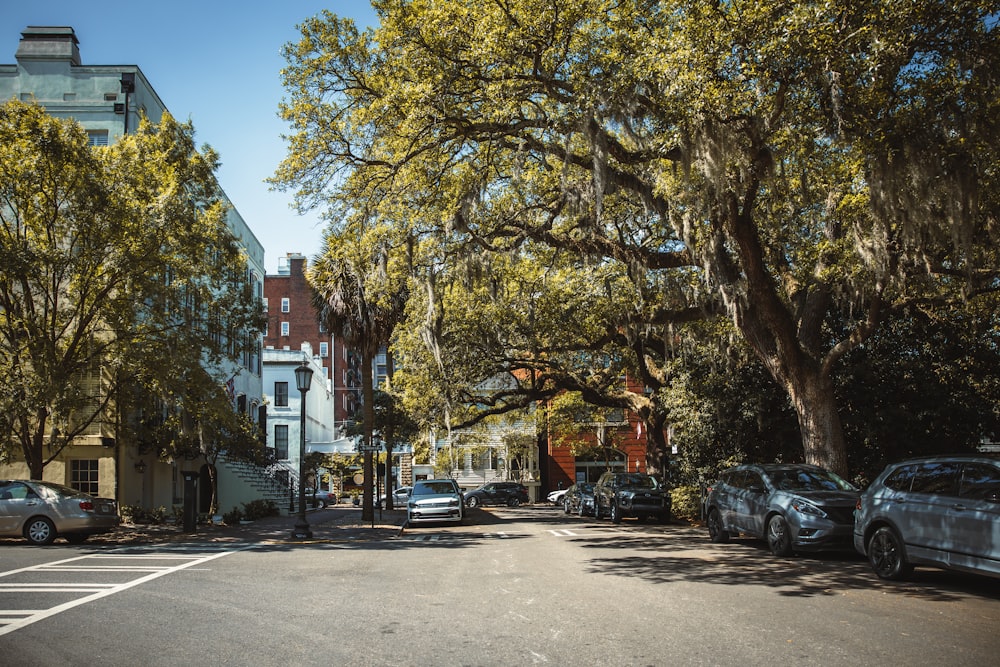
<box><xmin>855</xmin><ymin>499</ymin><xmax>862</xmax><ymax>510</ymax></box>
<box><xmin>79</xmin><ymin>500</ymin><xmax>94</xmax><ymax>512</ymax></box>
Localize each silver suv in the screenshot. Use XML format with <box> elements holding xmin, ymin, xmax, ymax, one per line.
<box><xmin>854</xmin><ymin>455</ymin><xmax>1000</xmax><ymax>580</ymax></box>
<box><xmin>704</xmin><ymin>464</ymin><xmax>858</xmax><ymax>557</ymax></box>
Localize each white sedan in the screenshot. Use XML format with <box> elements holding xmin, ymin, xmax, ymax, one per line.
<box><xmin>379</xmin><ymin>486</ymin><xmax>412</xmax><ymax>509</ymax></box>
<box><xmin>547</xmin><ymin>488</ymin><xmax>568</xmax><ymax>504</ymax></box>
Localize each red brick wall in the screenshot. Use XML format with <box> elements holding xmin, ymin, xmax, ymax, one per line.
<box><xmin>263</xmin><ymin>255</ymin><xmax>355</xmax><ymax>424</ymax></box>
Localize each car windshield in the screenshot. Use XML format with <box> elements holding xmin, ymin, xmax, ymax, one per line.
<box><xmin>618</xmin><ymin>474</ymin><xmax>659</xmax><ymax>489</ymax></box>
<box><xmin>768</xmin><ymin>468</ymin><xmax>855</xmax><ymax>492</ymax></box>
<box><xmin>413</xmin><ymin>481</ymin><xmax>457</xmax><ymax>495</ymax></box>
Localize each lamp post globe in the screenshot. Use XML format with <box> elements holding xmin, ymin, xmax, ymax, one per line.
<box><xmin>291</xmin><ymin>361</ymin><xmax>313</xmax><ymax>540</ymax></box>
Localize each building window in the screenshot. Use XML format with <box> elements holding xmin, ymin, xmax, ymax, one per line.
<box><xmin>281</xmin><ymin>298</ymin><xmax>290</xmax><ymax>313</ymax></box>
<box><xmin>262</xmin><ymin>297</ymin><xmax>268</xmax><ymax>312</ymax></box>
<box><xmin>70</xmin><ymin>460</ymin><xmax>100</xmax><ymax>495</ymax></box>
<box><xmin>274</xmin><ymin>425</ymin><xmax>289</xmax><ymax>459</ymax></box>
<box><xmin>319</xmin><ymin>342</ymin><xmax>329</xmax><ymax>357</ymax></box>
<box><xmin>281</xmin><ymin>322</ymin><xmax>289</xmax><ymax>337</ymax></box>
<box><xmin>274</xmin><ymin>382</ymin><xmax>288</xmax><ymax>407</ymax></box>
<box><xmin>87</xmin><ymin>130</ymin><xmax>109</xmax><ymax>147</ymax></box>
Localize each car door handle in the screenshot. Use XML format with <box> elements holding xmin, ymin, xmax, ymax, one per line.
<box><xmin>951</xmin><ymin>504</ymin><xmax>969</xmax><ymax>511</ymax></box>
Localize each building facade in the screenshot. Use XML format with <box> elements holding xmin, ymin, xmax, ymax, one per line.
<box><xmin>264</xmin><ymin>253</ymin><xmax>362</xmax><ymax>438</ymax></box>
<box><xmin>0</xmin><ymin>26</ymin><xmax>265</xmax><ymax>514</ymax></box>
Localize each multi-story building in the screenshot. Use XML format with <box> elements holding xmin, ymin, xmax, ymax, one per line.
<box><xmin>263</xmin><ymin>253</ymin><xmax>412</xmax><ymax>493</ymax></box>
<box><xmin>0</xmin><ymin>26</ymin><xmax>265</xmax><ymax>513</ymax></box>
<box><xmin>263</xmin><ymin>253</ymin><xmax>362</xmax><ymax>439</ymax></box>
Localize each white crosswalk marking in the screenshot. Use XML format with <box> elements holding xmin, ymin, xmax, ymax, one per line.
<box><xmin>0</xmin><ymin>548</ymin><xmax>245</xmax><ymax>636</ymax></box>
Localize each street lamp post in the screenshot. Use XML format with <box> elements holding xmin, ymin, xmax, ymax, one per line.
<box><xmin>291</xmin><ymin>361</ymin><xmax>313</xmax><ymax>540</ymax></box>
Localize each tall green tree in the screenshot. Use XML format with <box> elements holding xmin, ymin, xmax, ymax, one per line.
<box><xmin>308</xmin><ymin>228</ymin><xmax>408</xmax><ymax>521</ymax></box>
<box><xmin>0</xmin><ymin>99</ymin><xmax>263</xmax><ymax>479</ymax></box>
<box><xmin>275</xmin><ymin>1</ymin><xmax>999</xmax><ymax>476</ymax></box>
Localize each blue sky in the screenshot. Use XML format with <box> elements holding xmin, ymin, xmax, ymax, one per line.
<box><xmin>0</xmin><ymin>1</ymin><xmax>378</xmax><ymax>273</ymax></box>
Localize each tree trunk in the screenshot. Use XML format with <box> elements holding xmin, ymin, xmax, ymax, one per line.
<box><xmin>206</xmin><ymin>463</ymin><xmax>219</xmax><ymax>516</ymax></box>
<box><xmin>361</xmin><ymin>348</ymin><xmax>375</xmax><ymax>522</ymax></box>
<box><xmin>786</xmin><ymin>369</ymin><xmax>849</xmax><ymax>477</ymax></box>
<box><xmin>26</xmin><ymin>411</ymin><xmax>47</xmax><ymax>480</ymax></box>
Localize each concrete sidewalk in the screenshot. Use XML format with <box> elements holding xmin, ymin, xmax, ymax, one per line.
<box><xmin>84</xmin><ymin>505</ymin><xmax>408</xmax><ymax>546</ymax></box>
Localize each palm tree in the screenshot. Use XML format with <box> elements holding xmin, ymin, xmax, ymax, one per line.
<box><xmin>309</xmin><ymin>235</ymin><xmax>408</xmax><ymax>521</ymax></box>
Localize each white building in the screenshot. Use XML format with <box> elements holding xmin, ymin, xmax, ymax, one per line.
<box><xmin>0</xmin><ymin>26</ymin><xmax>265</xmax><ymax>514</ymax></box>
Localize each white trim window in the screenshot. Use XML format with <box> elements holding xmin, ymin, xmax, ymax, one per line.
<box><xmin>281</xmin><ymin>322</ymin><xmax>289</xmax><ymax>336</ymax></box>
<box><xmin>281</xmin><ymin>298</ymin><xmax>290</xmax><ymax>313</ymax></box>
<box><xmin>319</xmin><ymin>342</ymin><xmax>329</xmax><ymax>357</ymax></box>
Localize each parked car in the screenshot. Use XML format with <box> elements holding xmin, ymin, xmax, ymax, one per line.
<box><xmin>0</xmin><ymin>479</ymin><xmax>120</xmax><ymax>545</ymax></box>
<box><xmin>379</xmin><ymin>486</ymin><xmax>412</xmax><ymax>509</ymax></box>
<box><xmin>854</xmin><ymin>455</ymin><xmax>1000</xmax><ymax>581</ymax></box>
<box><xmin>305</xmin><ymin>488</ymin><xmax>338</xmax><ymax>508</ymax></box>
<box><xmin>704</xmin><ymin>463</ymin><xmax>858</xmax><ymax>556</ymax></box>
<box><xmin>547</xmin><ymin>488</ymin><xmax>568</xmax><ymax>504</ymax></box>
<box><xmin>407</xmin><ymin>479</ymin><xmax>464</xmax><ymax>525</ymax></box>
<box><xmin>562</xmin><ymin>482</ymin><xmax>595</xmax><ymax>517</ymax></box>
<box><xmin>593</xmin><ymin>472</ymin><xmax>671</xmax><ymax>524</ymax></box>
<box><xmin>464</xmin><ymin>482</ymin><xmax>529</xmax><ymax>508</ymax></box>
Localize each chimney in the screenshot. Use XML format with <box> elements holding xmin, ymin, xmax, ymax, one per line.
<box><xmin>16</xmin><ymin>26</ymin><xmax>82</xmax><ymax>66</ymax></box>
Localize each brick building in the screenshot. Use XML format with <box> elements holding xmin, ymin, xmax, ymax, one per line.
<box><xmin>263</xmin><ymin>253</ymin><xmax>360</xmax><ymax>438</ymax></box>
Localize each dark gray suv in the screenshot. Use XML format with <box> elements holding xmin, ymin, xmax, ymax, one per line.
<box><xmin>854</xmin><ymin>455</ymin><xmax>1000</xmax><ymax>580</ymax></box>
<box><xmin>593</xmin><ymin>472</ymin><xmax>671</xmax><ymax>523</ymax></box>
<box><xmin>704</xmin><ymin>464</ymin><xmax>858</xmax><ymax>557</ymax></box>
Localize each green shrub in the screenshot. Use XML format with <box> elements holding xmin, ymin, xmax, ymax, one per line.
<box><xmin>670</xmin><ymin>485</ymin><xmax>704</xmax><ymax>523</ymax></box>
<box><xmin>241</xmin><ymin>499</ymin><xmax>280</xmax><ymax>521</ymax></box>
<box><xmin>121</xmin><ymin>504</ymin><xmax>169</xmax><ymax>525</ymax></box>
<box><xmin>222</xmin><ymin>507</ymin><xmax>243</xmax><ymax>525</ymax></box>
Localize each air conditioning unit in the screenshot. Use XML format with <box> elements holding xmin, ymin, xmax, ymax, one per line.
<box><xmin>113</xmin><ymin>103</ymin><xmax>125</xmax><ymax>114</ymax></box>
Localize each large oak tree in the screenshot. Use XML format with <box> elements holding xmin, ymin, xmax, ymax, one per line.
<box><xmin>274</xmin><ymin>1</ymin><xmax>999</xmax><ymax>475</ymax></box>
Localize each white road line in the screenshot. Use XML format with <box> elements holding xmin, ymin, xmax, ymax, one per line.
<box><xmin>0</xmin><ymin>548</ymin><xmax>245</xmax><ymax>637</ymax></box>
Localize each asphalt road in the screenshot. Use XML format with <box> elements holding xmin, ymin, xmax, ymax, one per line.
<box><xmin>1</xmin><ymin>505</ymin><xmax>998</xmax><ymax>666</ymax></box>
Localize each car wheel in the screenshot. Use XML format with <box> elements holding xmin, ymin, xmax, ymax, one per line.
<box><xmin>707</xmin><ymin>509</ymin><xmax>730</xmax><ymax>543</ymax></box>
<box><xmin>868</xmin><ymin>526</ymin><xmax>913</xmax><ymax>580</ymax></box>
<box><xmin>767</xmin><ymin>514</ymin><xmax>793</xmax><ymax>557</ymax></box>
<box><xmin>610</xmin><ymin>502</ymin><xmax>622</xmax><ymax>524</ymax></box>
<box><xmin>25</xmin><ymin>517</ymin><xmax>56</xmax><ymax>546</ymax></box>
<box><xmin>64</xmin><ymin>534</ymin><xmax>89</xmax><ymax>544</ymax></box>
<box><xmin>507</xmin><ymin>497</ymin><xmax>521</xmax><ymax>507</ymax></box>
<box><xmin>466</xmin><ymin>496</ymin><xmax>480</xmax><ymax>509</ymax></box>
